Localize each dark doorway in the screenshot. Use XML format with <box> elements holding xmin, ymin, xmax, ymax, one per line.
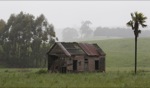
<box><xmin>84</xmin><ymin>59</ymin><xmax>88</xmax><ymax>71</ymax></box>
<box><xmin>95</xmin><ymin>60</ymin><xmax>99</xmax><ymax>70</ymax></box>
<box><xmin>48</xmin><ymin>55</ymin><xmax>58</xmax><ymax>71</ymax></box>
<box><xmin>99</xmin><ymin>57</ymin><xmax>105</xmax><ymax>72</ymax></box>
<box><xmin>73</xmin><ymin>60</ymin><xmax>77</xmax><ymax>71</ymax></box>
<box><xmin>61</xmin><ymin>67</ymin><xmax>66</xmax><ymax>73</ymax></box>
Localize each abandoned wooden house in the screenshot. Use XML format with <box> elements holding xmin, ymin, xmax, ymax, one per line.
<box><xmin>47</xmin><ymin>42</ymin><xmax>106</xmax><ymax>73</ymax></box>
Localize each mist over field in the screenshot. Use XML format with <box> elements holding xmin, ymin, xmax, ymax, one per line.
<box><xmin>0</xmin><ymin>1</ymin><xmax>150</xmax><ymax>41</ymax></box>
<box><xmin>60</xmin><ymin>26</ymin><xmax>150</xmax><ymax>42</ymax></box>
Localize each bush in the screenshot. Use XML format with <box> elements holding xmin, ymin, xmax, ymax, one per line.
<box><xmin>36</xmin><ymin>69</ymin><xmax>47</xmax><ymax>74</ymax></box>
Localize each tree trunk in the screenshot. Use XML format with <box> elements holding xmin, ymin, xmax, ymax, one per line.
<box><xmin>135</xmin><ymin>36</ymin><xmax>137</xmax><ymax>74</ymax></box>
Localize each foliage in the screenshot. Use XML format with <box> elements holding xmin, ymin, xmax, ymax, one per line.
<box><xmin>0</xmin><ymin>12</ymin><xmax>56</xmax><ymax>68</ymax></box>
<box><xmin>36</xmin><ymin>69</ymin><xmax>47</xmax><ymax>74</ymax></box>
<box><xmin>62</xmin><ymin>27</ymin><xmax>78</xmax><ymax>41</ymax></box>
<box><xmin>127</xmin><ymin>12</ymin><xmax>147</xmax><ymax>37</ymax></box>
<box><xmin>80</xmin><ymin>20</ymin><xmax>93</xmax><ymax>38</ymax></box>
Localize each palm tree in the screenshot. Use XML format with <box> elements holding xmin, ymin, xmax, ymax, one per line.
<box><xmin>126</xmin><ymin>12</ymin><xmax>147</xmax><ymax>74</ymax></box>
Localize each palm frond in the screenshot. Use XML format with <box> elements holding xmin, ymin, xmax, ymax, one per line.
<box><xmin>131</xmin><ymin>13</ymin><xmax>135</xmax><ymax>21</ymax></box>
<box><xmin>138</xmin><ymin>14</ymin><xmax>147</xmax><ymax>21</ymax></box>
<box><xmin>135</xmin><ymin>12</ymin><xmax>147</xmax><ymax>28</ymax></box>
<box><xmin>134</xmin><ymin>12</ymin><xmax>139</xmax><ymax>21</ymax></box>
<box><xmin>127</xmin><ymin>11</ymin><xmax>147</xmax><ymax>32</ymax></box>
<box><xmin>142</xmin><ymin>16</ymin><xmax>147</xmax><ymax>20</ymax></box>
<box><xmin>141</xmin><ymin>24</ymin><xmax>147</xmax><ymax>28</ymax></box>
<box><xmin>126</xmin><ymin>20</ymin><xmax>134</xmax><ymax>30</ymax></box>
<box><xmin>138</xmin><ymin>30</ymin><xmax>141</xmax><ymax>34</ymax></box>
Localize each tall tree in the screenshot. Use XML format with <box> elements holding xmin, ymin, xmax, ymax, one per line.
<box><xmin>0</xmin><ymin>19</ymin><xmax>6</xmax><ymax>33</ymax></box>
<box><xmin>0</xmin><ymin>12</ymin><xmax>57</xmax><ymax>68</ymax></box>
<box><xmin>126</xmin><ymin>12</ymin><xmax>147</xmax><ymax>74</ymax></box>
<box><xmin>0</xmin><ymin>19</ymin><xmax>6</xmax><ymax>60</ymax></box>
<box><xmin>2</xmin><ymin>12</ymin><xmax>35</xmax><ymax>67</ymax></box>
<box><xmin>0</xmin><ymin>19</ymin><xmax>6</xmax><ymax>45</ymax></box>
<box><xmin>80</xmin><ymin>20</ymin><xmax>93</xmax><ymax>38</ymax></box>
<box><xmin>31</xmin><ymin>14</ymin><xmax>56</xmax><ymax>67</ymax></box>
<box><xmin>62</xmin><ymin>27</ymin><xmax>78</xmax><ymax>41</ymax></box>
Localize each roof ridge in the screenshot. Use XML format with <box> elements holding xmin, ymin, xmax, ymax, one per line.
<box><xmin>57</xmin><ymin>42</ymin><xmax>71</xmax><ymax>57</ymax></box>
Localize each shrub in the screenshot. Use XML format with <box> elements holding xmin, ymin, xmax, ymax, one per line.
<box><xmin>36</xmin><ymin>69</ymin><xmax>47</xmax><ymax>74</ymax></box>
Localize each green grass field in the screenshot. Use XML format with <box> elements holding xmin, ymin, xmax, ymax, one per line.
<box><xmin>0</xmin><ymin>68</ymin><xmax>150</xmax><ymax>87</ymax></box>
<box><xmin>0</xmin><ymin>37</ymin><xmax>150</xmax><ymax>87</ymax></box>
<box><xmin>87</xmin><ymin>37</ymin><xmax>150</xmax><ymax>68</ymax></box>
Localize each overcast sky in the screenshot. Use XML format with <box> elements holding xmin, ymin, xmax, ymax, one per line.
<box><xmin>0</xmin><ymin>1</ymin><xmax>150</xmax><ymax>39</ymax></box>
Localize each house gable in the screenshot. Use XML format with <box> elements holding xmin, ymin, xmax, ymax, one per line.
<box><xmin>47</xmin><ymin>42</ymin><xmax>71</xmax><ymax>57</ymax></box>
<box><xmin>93</xmin><ymin>44</ymin><xmax>106</xmax><ymax>56</ymax></box>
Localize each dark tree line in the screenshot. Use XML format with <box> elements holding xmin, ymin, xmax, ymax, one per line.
<box><xmin>94</xmin><ymin>27</ymin><xmax>134</xmax><ymax>37</ymax></box>
<box><xmin>62</xmin><ymin>20</ymin><xmax>93</xmax><ymax>41</ymax></box>
<box><xmin>0</xmin><ymin>12</ymin><xmax>56</xmax><ymax>68</ymax></box>
<box><xmin>62</xmin><ymin>20</ymin><xmax>150</xmax><ymax>41</ymax></box>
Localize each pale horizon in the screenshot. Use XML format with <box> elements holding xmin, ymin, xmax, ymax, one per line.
<box><xmin>0</xmin><ymin>1</ymin><xmax>150</xmax><ymax>40</ymax></box>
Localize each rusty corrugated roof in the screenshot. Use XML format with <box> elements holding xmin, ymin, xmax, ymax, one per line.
<box><xmin>93</xmin><ymin>44</ymin><xmax>106</xmax><ymax>56</ymax></box>
<box><xmin>48</xmin><ymin>42</ymin><xmax>105</xmax><ymax>57</ymax></box>
<box><xmin>78</xmin><ymin>43</ymin><xmax>100</xmax><ymax>56</ymax></box>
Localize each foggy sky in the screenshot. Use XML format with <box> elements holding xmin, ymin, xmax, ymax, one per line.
<box><xmin>0</xmin><ymin>1</ymin><xmax>150</xmax><ymax>40</ymax></box>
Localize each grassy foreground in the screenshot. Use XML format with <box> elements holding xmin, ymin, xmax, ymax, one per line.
<box><xmin>0</xmin><ymin>68</ymin><xmax>150</xmax><ymax>87</ymax></box>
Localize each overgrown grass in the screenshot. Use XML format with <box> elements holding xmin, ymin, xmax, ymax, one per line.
<box><xmin>0</xmin><ymin>68</ymin><xmax>150</xmax><ymax>87</ymax></box>
<box><xmin>85</xmin><ymin>37</ymin><xmax>150</xmax><ymax>67</ymax></box>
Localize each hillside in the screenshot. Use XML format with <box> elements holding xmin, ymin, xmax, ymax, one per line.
<box><xmin>84</xmin><ymin>37</ymin><xmax>150</xmax><ymax>70</ymax></box>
